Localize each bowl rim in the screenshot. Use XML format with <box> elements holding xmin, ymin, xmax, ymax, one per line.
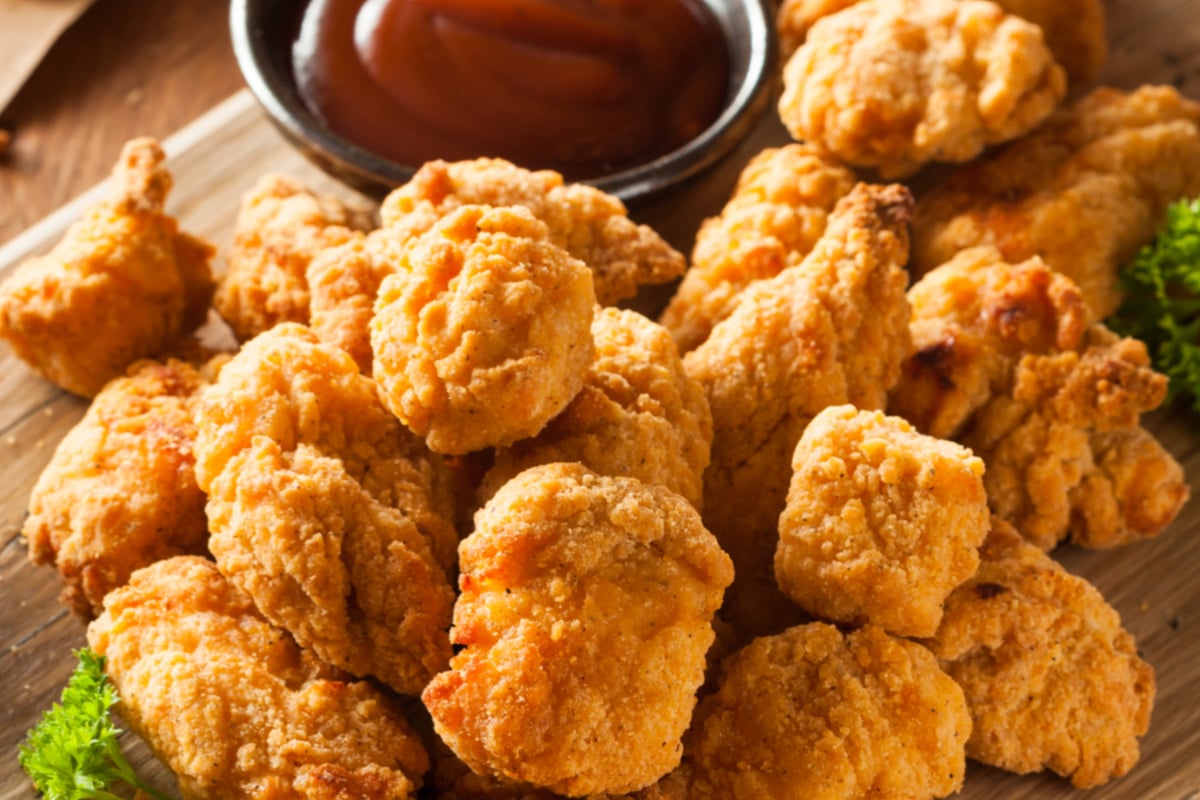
<box><xmin>230</xmin><ymin>0</ymin><xmax>776</xmax><ymax>202</ymax></box>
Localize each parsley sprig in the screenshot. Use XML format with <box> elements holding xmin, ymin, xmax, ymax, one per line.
<box><xmin>18</xmin><ymin>648</ymin><xmax>172</xmax><ymax>800</ymax></box>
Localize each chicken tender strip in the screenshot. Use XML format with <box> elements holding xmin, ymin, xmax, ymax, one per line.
<box><xmin>659</xmin><ymin>144</ymin><xmax>857</xmax><ymax>352</ymax></box>
<box><xmin>889</xmin><ymin>247</ymin><xmax>1089</xmax><ymax>440</ymax></box>
<box><xmin>779</xmin><ymin>0</ymin><xmax>1066</xmax><ymax>178</ymax></box>
<box><xmin>776</xmin><ymin>406</ymin><xmax>988</xmax><ymax>638</ymax></box>
<box><xmin>913</xmin><ymin>85</ymin><xmax>1200</xmax><ymax>318</ymax></box>
<box><xmin>685</xmin><ymin>623</ymin><xmax>970</xmax><ymax>800</ymax></box>
<box><xmin>480</xmin><ymin>307</ymin><xmax>711</xmax><ymax>510</ymax></box>
<box><xmin>925</xmin><ymin>520</ymin><xmax>1155</xmax><ymax>788</ymax></box>
<box><xmin>88</xmin><ymin>556</ymin><xmax>430</xmax><ymax>799</ymax></box>
<box><xmin>684</xmin><ymin>183</ymin><xmax>912</xmax><ymax>639</ymax></box>
<box><xmin>777</xmin><ymin>0</ymin><xmax>1105</xmax><ymax>83</ymax></box>
<box><xmin>0</xmin><ymin>138</ymin><xmax>215</xmax><ymax>397</ymax></box>
<box><xmin>378</xmin><ymin>158</ymin><xmax>685</xmax><ymax>305</ymax></box>
<box><xmin>215</xmin><ymin>174</ymin><xmax>373</xmax><ymax>341</ymax></box>
<box><xmin>24</xmin><ymin>357</ymin><xmax>217</xmax><ymax>619</ymax></box>
<box><xmin>424</xmin><ymin>464</ymin><xmax>733</xmax><ymax>797</ymax></box>
<box><xmin>963</xmin><ymin>326</ymin><xmax>1185</xmax><ymax>549</ymax></box>
<box><xmin>195</xmin><ymin>324</ymin><xmax>456</xmax><ymax>694</ymax></box>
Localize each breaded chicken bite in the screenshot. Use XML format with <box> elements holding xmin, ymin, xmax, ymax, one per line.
<box><xmin>776</xmin><ymin>406</ymin><xmax>988</xmax><ymax>638</ymax></box>
<box><xmin>24</xmin><ymin>357</ymin><xmax>217</xmax><ymax>619</ymax></box>
<box><xmin>913</xmin><ymin>85</ymin><xmax>1200</xmax><ymax>317</ymax></box>
<box><xmin>423</xmin><ymin>464</ymin><xmax>733</xmax><ymax>797</ymax></box>
<box><xmin>88</xmin><ymin>556</ymin><xmax>430</xmax><ymax>799</ymax></box>
<box><xmin>686</xmin><ymin>623</ymin><xmax>970</xmax><ymax>800</ymax></box>
<box><xmin>779</xmin><ymin>0</ymin><xmax>1066</xmax><ymax>178</ymax></box>
<box><xmin>378</xmin><ymin>158</ymin><xmax>685</xmax><ymax>305</ymax></box>
<box><xmin>195</xmin><ymin>324</ymin><xmax>457</xmax><ymax>694</ymax></box>
<box><xmin>215</xmin><ymin>174</ymin><xmax>373</xmax><ymax>341</ymax></box>
<box><xmin>889</xmin><ymin>247</ymin><xmax>1089</xmax><ymax>440</ymax></box>
<box><xmin>659</xmin><ymin>144</ymin><xmax>857</xmax><ymax>352</ymax></box>
<box><xmin>925</xmin><ymin>520</ymin><xmax>1156</xmax><ymax>788</ymax></box>
<box><xmin>777</xmin><ymin>0</ymin><xmax>1106</xmax><ymax>83</ymax></box>
<box><xmin>372</xmin><ymin>205</ymin><xmax>595</xmax><ymax>455</ymax></box>
<box><xmin>684</xmin><ymin>184</ymin><xmax>912</xmax><ymax>639</ymax></box>
<box><xmin>0</xmin><ymin>138</ymin><xmax>215</xmax><ymax>397</ymax></box>
<box><xmin>307</xmin><ymin>231</ymin><xmax>394</xmax><ymax>373</ymax></box>
<box><xmin>480</xmin><ymin>307</ymin><xmax>711</xmax><ymax>510</ymax></box>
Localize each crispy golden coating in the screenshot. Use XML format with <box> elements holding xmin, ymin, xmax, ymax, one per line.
<box><xmin>776</xmin><ymin>0</ymin><xmax>1106</xmax><ymax>83</ymax></box>
<box><xmin>378</xmin><ymin>158</ymin><xmax>685</xmax><ymax>305</ymax></box>
<box><xmin>0</xmin><ymin>138</ymin><xmax>215</xmax><ymax>397</ymax></box>
<box><xmin>659</xmin><ymin>144</ymin><xmax>857</xmax><ymax>352</ymax></box>
<box><xmin>889</xmin><ymin>247</ymin><xmax>1089</xmax><ymax>440</ymax></box>
<box><xmin>423</xmin><ymin>464</ymin><xmax>733</xmax><ymax>797</ymax></box>
<box><xmin>686</xmin><ymin>623</ymin><xmax>970</xmax><ymax>800</ymax></box>
<box><xmin>963</xmin><ymin>326</ymin><xmax>1184</xmax><ymax>550</ymax></box>
<box><xmin>88</xmin><ymin>556</ymin><xmax>429</xmax><ymax>800</ymax></box>
<box><xmin>779</xmin><ymin>0</ymin><xmax>1066</xmax><ymax>178</ymax></box>
<box><xmin>925</xmin><ymin>520</ymin><xmax>1156</xmax><ymax>788</ymax></box>
<box><xmin>195</xmin><ymin>324</ymin><xmax>456</xmax><ymax>694</ymax></box>
<box><xmin>372</xmin><ymin>205</ymin><xmax>595</xmax><ymax>455</ymax></box>
<box><xmin>24</xmin><ymin>357</ymin><xmax>214</xmax><ymax>619</ymax></box>
<box><xmin>913</xmin><ymin>85</ymin><xmax>1200</xmax><ymax>317</ymax></box>
<box><xmin>776</xmin><ymin>405</ymin><xmax>988</xmax><ymax>637</ymax></box>
<box><xmin>214</xmin><ymin>174</ymin><xmax>372</xmax><ymax>341</ymax></box>
<box><xmin>480</xmin><ymin>307</ymin><xmax>711</xmax><ymax>510</ymax></box>
<box><xmin>683</xmin><ymin>183</ymin><xmax>913</xmax><ymax>639</ymax></box>
<box><xmin>307</xmin><ymin>231</ymin><xmax>394</xmax><ymax>373</ymax></box>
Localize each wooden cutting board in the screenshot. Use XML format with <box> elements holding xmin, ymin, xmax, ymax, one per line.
<box><xmin>1</xmin><ymin>3</ymin><xmax>1199</xmax><ymax>795</ymax></box>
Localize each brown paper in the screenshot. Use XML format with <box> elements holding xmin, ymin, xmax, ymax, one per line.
<box><xmin>0</xmin><ymin>0</ymin><xmax>96</xmax><ymax>114</ymax></box>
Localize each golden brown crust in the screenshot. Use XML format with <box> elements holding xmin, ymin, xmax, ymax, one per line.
<box><xmin>912</xmin><ymin>85</ymin><xmax>1200</xmax><ymax>317</ymax></box>
<box><xmin>0</xmin><ymin>138</ymin><xmax>215</xmax><ymax>397</ymax></box>
<box><xmin>686</xmin><ymin>623</ymin><xmax>970</xmax><ymax>799</ymax></box>
<box><xmin>424</xmin><ymin>464</ymin><xmax>733</xmax><ymax>797</ymax></box>
<box><xmin>779</xmin><ymin>0</ymin><xmax>1066</xmax><ymax>178</ymax></box>
<box><xmin>88</xmin><ymin>556</ymin><xmax>429</xmax><ymax>800</ymax></box>
<box><xmin>684</xmin><ymin>183</ymin><xmax>913</xmax><ymax>639</ymax></box>
<box><xmin>659</xmin><ymin>144</ymin><xmax>857</xmax><ymax>352</ymax></box>
<box><xmin>195</xmin><ymin>324</ymin><xmax>456</xmax><ymax>694</ymax></box>
<box><xmin>925</xmin><ymin>519</ymin><xmax>1156</xmax><ymax>788</ymax></box>
<box><xmin>776</xmin><ymin>405</ymin><xmax>988</xmax><ymax>637</ymax></box>
<box><xmin>481</xmin><ymin>307</ymin><xmax>712</xmax><ymax>510</ymax></box>
<box><xmin>307</xmin><ymin>231</ymin><xmax>395</xmax><ymax>373</ymax></box>
<box><xmin>379</xmin><ymin>158</ymin><xmax>685</xmax><ymax>305</ymax></box>
<box><xmin>24</xmin><ymin>357</ymin><xmax>213</xmax><ymax>618</ymax></box>
<box><xmin>215</xmin><ymin>174</ymin><xmax>372</xmax><ymax>341</ymax></box>
<box><xmin>372</xmin><ymin>205</ymin><xmax>596</xmax><ymax>455</ymax></box>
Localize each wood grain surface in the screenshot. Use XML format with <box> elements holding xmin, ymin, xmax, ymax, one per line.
<box><xmin>1</xmin><ymin>2</ymin><xmax>1199</xmax><ymax>798</ymax></box>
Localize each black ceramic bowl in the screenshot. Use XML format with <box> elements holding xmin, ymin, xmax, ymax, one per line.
<box><xmin>230</xmin><ymin>0</ymin><xmax>775</xmax><ymax>202</ymax></box>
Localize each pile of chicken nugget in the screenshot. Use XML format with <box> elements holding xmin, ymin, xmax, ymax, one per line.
<box><xmin>2</xmin><ymin>0</ymin><xmax>1196</xmax><ymax>797</ymax></box>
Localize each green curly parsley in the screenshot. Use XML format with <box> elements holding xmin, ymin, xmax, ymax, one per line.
<box><xmin>1110</xmin><ymin>197</ymin><xmax>1200</xmax><ymax>412</ymax></box>
<box><xmin>18</xmin><ymin>648</ymin><xmax>172</xmax><ymax>800</ymax></box>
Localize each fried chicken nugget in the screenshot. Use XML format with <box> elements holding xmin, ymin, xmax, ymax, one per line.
<box><xmin>912</xmin><ymin>85</ymin><xmax>1200</xmax><ymax>317</ymax></box>
<box><xmin>685</xmin><ymin>623</ymin><xmax>970</xmax><ymax>800</ymax></box>
<box><xmin>963</xmin><ymin>326</ymin><xmax>1186</xmax><ymax>550</ymax></box>
<box><xmin>777</xmin><ymin>0</ymin><xmax>1106</xmax><ymax>83</ymax></box>
<box><xmin>88</xmin><ymin>556</ymin><xmax>430</xmax><ymax>799</ymax></box>
<box><xmin>779</xmin><ymin>0</ymin><xmax>1066</xmax><ymax>179</ymax></box>
<box><xmin>423</xmin><ymin>464</ymin><xmax>733</xmax><ymax>797</ymax></box>
<box><xmin>480</xmin><ymin>307</ymin><xmax>711</xmax><ymax>510</ymax></box>
<box><xmin>776</xmin><ymin>406</ymin><xmax>988</xmax><ymax>638</ymax></box>
<box><xmin>378</xmin><ymin>158</ymin><xmax>685</xmax><ymax>305</ymax></box>
<box><xmin>307</xmin><ymin>231</ymin><xmax>393</xmax><ymax>373</ymax></box>
<box><xmin>0</xmin><ymin>138</ymin><xmax>215</xmax><ymax>397</ymax></box>
<box><xmin>659</xmin><ymin>144</ymin><xmax>857</xmax><ymax>352</ymax></box>
<box><xmin>214</xmin><ymin>174</ymin><xmax>373</xmax><ymax>341</ymax></box>
<box><xmin>372</xmin><ymin>205</ymin><xmax>595</xmax><ymax>455</ymax></box>
<box><xmin>924</xmin><ymin>519</ymin><xmax>1156</xmax><ymax>788</ymax></box>
<box><xmin>684</xmin><ymin>183</ymin><xmax>913</xmax><ymax>639</ymax></box>
<box><xmin>195</xmin><ymin>324</ymin><xmax>457</xmax><ymax>694</ymax></box>
<box><xmin>24</xmin><ymin>357</ymin><xmax>217</xmax><ymax>619</ymax></box>
<box><xmin>889</xmin><ymin>247</ymin><xmax>1089</xmax><ymax>440</ymax></box>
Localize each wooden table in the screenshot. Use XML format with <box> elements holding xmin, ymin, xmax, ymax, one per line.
<box><xmin>1</xmin><ymin>2</ymin><xmax>1199</xmax><ymax>799</ymax></box>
